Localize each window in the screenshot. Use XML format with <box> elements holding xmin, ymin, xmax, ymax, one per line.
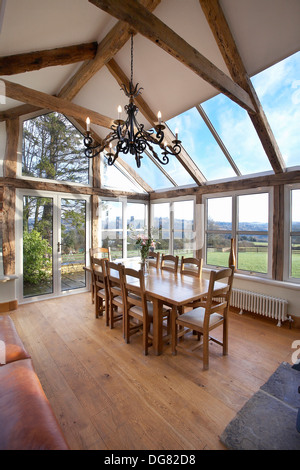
<box><xmin>285</xmin><ymin>186</ymin><xmax>300</xmax><ymax>281</ymax></box>
<box><xmin>237</xmin><ymin>193</ymin><xmax>269</xmax><ymax>274</ymax></box>
<box><xmin>152</xmin><ymin>202</ymin><xmax>170</xmax><ymax>254</ymax></box>
<box><xmin>100</xmin><ymin>200</ymin><xmax>123</xmax><ymax>259</ymax></box>
<box><xmin>99</xmin><ymin>199</ymin><xmax>148</xmax><ymax>259</ymax></box>
<box><xmin>151</xmin><ymin>198</ymin><xmax>195</xmax><ymax>257</ymax></box>
<box><xmin>22</xmin><ymin>112</ymin><xmax>89</xmax><ymax>185</ymax></box>
<box><xmin>204</xmin><ymin>190</ymin><xmax>271</xmax><ymax>276</ymax></box>
<box><xmin>206</xmin><ymin>196</ymin><xmax>232</xmax><ymax>267</ymax></box>
<box><xmin>173</xmin><ymin>200</ymin><xmax>195</xmax><ymax>257</ymax></box>
<box><xmin>127</xmin><ymin>202</ymin><xmax>148</xmax><ymax>258</ymax></box>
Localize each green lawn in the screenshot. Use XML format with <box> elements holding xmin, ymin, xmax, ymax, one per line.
<box><xmin>207</xmin><ymin>250</ymin><xmax>300</xmax><ymax>278</ymax></box>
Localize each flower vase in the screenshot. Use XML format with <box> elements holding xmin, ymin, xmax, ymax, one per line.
<box><xmin>140</xmin><ymin>253</ymin><xmax>148</xmax><ymax>274</ymax></box>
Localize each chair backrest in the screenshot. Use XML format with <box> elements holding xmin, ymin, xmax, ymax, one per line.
<box><xmin>147</xmin><ymin>251</ymin><xmax>160</xmax><ymax>268</ymax></box>
<box><xmin>204</xmin><ymin>266</ymin><xmax>234</xmax><ymax>320</ymax></box>
<box><xmin>161</xmin><ymin>254</ymin><xmax>179</xmax><ymax>273</ymax></box>
<box><xmin>123</xmin><ymin>268</ymin><xmax>148</xmax><ymax>318</ymax></box>
<box><xmin>106</xmin><ymin>261</ymin><xmax>124</xmax><ymax>301</ymax></box>
<box><xmin>180</xmin><ymin>256</ymin><xmax>203</xmax><ymax>277</ymax></box>
<box><xmin>91</xmin><ymin>257</ymin><xmax>106</xmax><ymax>290</ymax></box>
<box><xmin>89</xmin><ymin>246</ymin><xmax>111</xmax><ymax>262</ymax></box>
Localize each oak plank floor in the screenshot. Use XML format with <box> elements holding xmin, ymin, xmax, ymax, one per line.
<box><xmin>10</xmin><ymin>293</ymin><xmax>300</xmax><ymax>451</ymax></box>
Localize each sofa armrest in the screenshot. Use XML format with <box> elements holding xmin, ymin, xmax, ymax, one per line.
<box><xmin>0</xmin><ymin>359</ymin><xmax>69</xmax><ymax>450</ymax></box>
<box><xmin>0</xmin><ymin>316</ymin><xmax>30</xmax><ymax>364</ymax></box>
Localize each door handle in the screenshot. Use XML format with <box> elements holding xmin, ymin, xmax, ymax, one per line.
<box><xmin>57</xmin><ymin>242</ymin><xmax>64</xmax><ymax>252</ymax></box>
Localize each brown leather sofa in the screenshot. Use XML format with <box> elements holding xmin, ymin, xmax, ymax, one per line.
<box><xmin>0</xmin><ymin>315</ymin><xmax>69</xmax><ymax>450</ymax></box>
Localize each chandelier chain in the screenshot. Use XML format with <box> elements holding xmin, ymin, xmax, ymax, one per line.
<box><xmin>130</xmin><ymin>34</ymin><xmax>134</xmax><ymax>89</ymax></box>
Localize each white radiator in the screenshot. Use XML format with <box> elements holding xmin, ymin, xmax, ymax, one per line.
<box><xmin>230</xmin><ymin>288</ymin><xmax>288</xmax><ymax>327</ymax></box>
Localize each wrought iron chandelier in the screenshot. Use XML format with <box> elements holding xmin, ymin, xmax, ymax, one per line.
<box><xmin>83</xmin><ymin>34</ymin><xmax>182</xmax><ymax>168</ymax></box>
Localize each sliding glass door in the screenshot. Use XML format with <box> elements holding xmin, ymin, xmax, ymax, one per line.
<box><xmin>18</xmin><ymin>190</ymin><xmax>90</xmax><ymax>301</ymax></box>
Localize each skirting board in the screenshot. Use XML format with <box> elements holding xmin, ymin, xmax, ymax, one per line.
<box><xmin>0</xmin><ymin>300</ymin><xmax>18</xmax><ymax>313</ymax></box>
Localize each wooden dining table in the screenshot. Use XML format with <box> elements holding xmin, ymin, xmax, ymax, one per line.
<box><xmin>117</xmin><ymin>258</ymin><xmax>225</xmax><ymax>356</ymax></box>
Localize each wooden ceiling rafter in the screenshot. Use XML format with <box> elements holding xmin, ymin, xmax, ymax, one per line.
<box><xmin>1</xmin><ymin>78</ymin><xmax>114</xmax><ymax>129</ymax></box>
<box><xmin>0</xmin><ymin>42</ymin><xmax>98</xmax><ymax>76</ymax></box>
<box><xmin>198</xmin><ymin>0</ymin><xmax>285</xmax><ymax>174</ymax></box>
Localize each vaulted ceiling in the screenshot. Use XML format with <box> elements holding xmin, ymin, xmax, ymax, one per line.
<box><xmin>1</xmin><ymin>0</ymin><xmax>299</xmax><ymax>192</ymax></box>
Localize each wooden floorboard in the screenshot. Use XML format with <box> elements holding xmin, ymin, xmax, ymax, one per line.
<box><xmin>10</xmin><ymin>292</ymin><xmax>300</xmax><ymax>451</ymax></box>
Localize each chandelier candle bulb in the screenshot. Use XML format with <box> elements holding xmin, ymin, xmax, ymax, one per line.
<box><xmin>118</xmin><ymin>105</ymin><xmax>122</xmax><ymax>119</ymax></box>
<box><xmin>158</xmin><ymin>111</ymin><xmax>162</xmax><ymax>125</ymax></box>
<box><xmin>175</xmin><ymin>128</ymin><xmax>179</xmax><ymax>140</ymax></box>
<box><xmin>86</xmin><ymin>117</ymin><xmax>90</xmax><ymax>132</ymax></box>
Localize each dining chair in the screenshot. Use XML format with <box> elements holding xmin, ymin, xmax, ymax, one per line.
<box><xmin>89</xmin><ymin>247</ymin><xmax>111</xmax><ymax>303</ymax></box>
<box><xmin>179</xmin><ymin>257</ymin><xmax>204</xmax><ymax>313</ymax></box>
<box><xmin>106</xmin><ymin>261</ymin><xmax>125</xmax><ymax>332</ymax></box>
<box><xmin>147</xmin><ymin>250</ymin><xmax>160</xmax><ymax>268</ymax></box>
<box><xmin>91</xmin><ymin>257</ymin><xmax>109</xmax><ymax>325</ymax></box>
<box><xmin>123</xmin><ymin>267</ymin><xmax>153</xmax><ymax>355</ymax></box>
<box><xmin>123</xmin><ymin>268</ymin><xmax>171</xmax><ymax>355</ymax></box>
<box><xmin>180</xmin><ymin>256</ymin><xmax>203</xmax><ymax>278</ymax></box>
<box><xmin>161</xmin><ymin>254</ymin><xmax>179</xmax><ymax>273</ymax></box>
<box><xmin>172</xmin><ymin>266</ymin><xmax>234</xmax><ymax>370</ymax></box>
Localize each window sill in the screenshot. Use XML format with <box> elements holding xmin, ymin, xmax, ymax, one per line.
<box><xmin>202</xmin><ymin>267</ymin><xmax>300</xmax><ymax>291</ymax></box>
<box><xmin>0</xmin><ymin>275</ymin><xmax>18</xmax><ymax>283</ymax></box>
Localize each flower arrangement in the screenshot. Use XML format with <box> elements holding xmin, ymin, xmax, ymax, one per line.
<box><xmin>129</xmin><ymin>227</ymin><xmax>158</xmax><ymax>262</ymax></box>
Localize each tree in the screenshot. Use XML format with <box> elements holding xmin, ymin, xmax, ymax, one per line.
<box><xmin>23</xmin><ymin>230</ymin><xmax>52</xmax><ymax>285</ymax></box>
<box><xmin>22</xmin><ymin>112</ymin><xmax>89</xmax><ymax>184</ymax></box>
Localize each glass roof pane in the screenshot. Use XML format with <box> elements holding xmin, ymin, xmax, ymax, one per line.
<box><xmin>251</xmin><ymin>51</ymin><xmax>300</xmax><ymax>168</ymax></box>
<box><xmin>162</xmin><ymin>152</ymin><xmax>195</xmax><ymax>186</ymax></box>
<box><xmin>167</xmin><ymin>107</ymin><xmax>236</xmax><ymax>181</ymax></box>
<box><xmin>101</xmin><ymin>155</ymin><xmax>146</xmax><ymax>193</ymax></box>
<box><xmin>201</xmin><ymin>95</ymin><xmax>272</xmax><ymax>175</ymax></box>
<box><xmin>120</xmin><ymin>152</ymin><xmax>175</xmax><ymax>190</ymax></box>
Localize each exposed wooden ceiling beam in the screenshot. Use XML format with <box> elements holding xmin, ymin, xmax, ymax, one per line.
<box><xmin>199</xmin><ymin>0</ymin><xmax>285</xmax><ymax>174</ymax></box>
<box><xmin>59</xmin><ymin>0</ymin><xmax>161</xmax><ymax>101</ymax></box>
<box><xmin>0</xmin><ymin>42</ymin><xmax>98</xmax><ymax>76</ymax></box>
<box><xmin>1</xmin><ymin>78</ymin><xmax>114</xmax><ymax>128</ymax></box>
<box><xmin>106</xmin><ymin>58</ymin><xmax>206</xmax><ymax>186</ymax></box>
<box><xmin>89</xmin><ymin>0</ymin><xmax>256</xmax><ymax>114</ymax></box>
<box><xmin>150</xmin><ymin>169</ymin><xmax>300</xmax><ymax>200</ymax></box>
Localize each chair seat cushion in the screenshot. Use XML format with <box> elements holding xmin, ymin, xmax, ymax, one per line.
<box><xmin>112</xmin><ymin>295</ymin><xmax>123</xmax><ymax>305</ymax></box>
<box><xmin>96</xmin><ymin>288</ymin><xmax>106</xmax><ymax>297</ymax></box>
<box><xmin>178</xmin><ymin>307</ymin><xmax>223</xmax><ymax>329</ymax></box>
<box><xmin>129</xmin><ymin>301</ymin><xmax>154</xmax><ymax>320</ymax></box>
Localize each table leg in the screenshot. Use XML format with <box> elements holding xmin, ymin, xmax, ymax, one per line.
<box><xmin>152</xmin><ymin>298</ymin><xmax>164</xmax><ymax>355</ymax></box>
